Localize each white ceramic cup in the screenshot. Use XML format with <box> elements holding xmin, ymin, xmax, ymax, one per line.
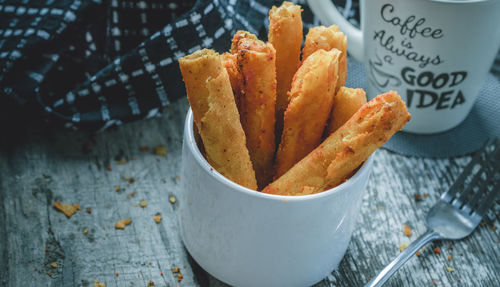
<box><xmin>308</xmin><ymin>0</ymin><xmax>500</xmax><ymax>134</ymax></box>
<box><xmin>179</xmin><ymin>109</ymin><xmax>373</xmax><ymax>287</ymax></box>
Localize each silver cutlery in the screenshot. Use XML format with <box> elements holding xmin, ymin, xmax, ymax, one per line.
<box><xmin>366</xmin><ymin>139</ymin><xmax>500</xmax><ymax>287</ymax></box>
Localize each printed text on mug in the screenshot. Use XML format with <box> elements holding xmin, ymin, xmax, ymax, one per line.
<box><xmin>368</xmin><ymin>3</ymin><xmax>468</xmax><ymax>110</ymax></box>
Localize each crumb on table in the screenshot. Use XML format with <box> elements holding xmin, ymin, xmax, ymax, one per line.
<box><xmin>52</xmin><ymin>202</ymin><xmax>81</xmax><ymax>218</ymax></box>
<box><xmin>153</xmin><ymin>145</ymin><xmax>167</xmax><ymax>156</ymax></box>
<box><xmin>403</xmin><ymin>224</ymin><xmax>412</xmax><ymax>237</ymax></box>
<box><xmin>123</xmin><ymin>177</ymin><xmax>135</xmax><ymax>183</ymax></box>
<box><xmin>154</xmin><ymin>214</ymin><xmax>162</xmax><ymax>223</ymax></box>
<box><xmin>171</xmin><ymin>267</ymin><xmax>183</xmax><ymax>282</ymax></box>
<box><xmin>169</xmin><ymin>196</ymin><xmax>176</xmax><ymax>204</ymax></box>
<box><xmin>114</xmin><ymin>219</ymin><xmax>132</xmax><ymax>229</ymax></box>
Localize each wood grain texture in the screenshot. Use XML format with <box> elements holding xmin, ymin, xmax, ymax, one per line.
<box><xmin>0</xmin><ymin>98</ymin><xmax>498</xmax><ymax>287</ymax></box>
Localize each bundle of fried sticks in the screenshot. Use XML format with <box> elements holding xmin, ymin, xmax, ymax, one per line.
<box><xmin>179</xmin><ymin>2</ymin><xmax>411</xmax><ymax>196</ymax></box>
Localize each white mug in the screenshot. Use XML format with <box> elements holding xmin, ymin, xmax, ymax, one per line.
<box><xmin>308</xmin><ymin>0</ymin><xmax>500</xmax><ymax>134</ymax></box>
<box><xmin>180</xmin><ymin>109</ymin><xmax>373</xmax><ymax>287</ymax></box>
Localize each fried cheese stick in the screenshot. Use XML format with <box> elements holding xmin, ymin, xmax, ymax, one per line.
<box><xmin>274</xmin><ymin>49</ymin><xmax>340</xmax><ymax>178</ymax></box>
<box><xmin>263</xmin><ymin>91</ymin><xmax>410</xmax><ymax>196</ymax></box>
<box><xmin>235</xmin><ymin>37</ymin><xmax>277</xmax><ymax>188</ymax></box>
<box><xmin>303</xmin><ymin>25</ymin><xmax>347</xmax><ymax>92</ymax></box>
<box><xmin>179</xmin><ymin>49</ymin><xmax>258</xmax><ymax>190</ymax></box>
<box><xmin>268</xmin><ymin>1</ymin><xmax>303</xmax><ymax>142</ymax></box>
<box><xmin>327</xmin><ymin>87</ymin><xmax>367</xmax><ymax>134</ymax></box>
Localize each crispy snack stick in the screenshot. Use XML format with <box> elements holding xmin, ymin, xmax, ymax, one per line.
<box><xmin>263</xmin><ymin>91</ymin><xmax>411</xmax><ymax>196</ymax></box>
<box><xmin>230</xmin><ymin>30</ymin><xmax>258</xmax><ymax>54</ymax></box>
<box><xmin>221</xmin><ymin>52</ymin><xmax>243</xmax><ymax>111</ymax></box>
<box><xmin>179</xmin><ymin>49</ymin><xmax>258</xmax><ymax>190</ymax></box>
<box><xmin>274</xmin><ymin>49</ymin><xmax>340</xmax><ymax>178</ymax></box>
<box><xmin>234</xmin><ymin>37</ymin><xmax>277</xmax><ymax>188</ymax></box>
<box><xmin>302</xmin><ymin>25</ymin><xmax>347</xmax><ymax>92</ymax></box>
<box><xmin>225</xmin><ymin>30</ymin><xmax>260</xmax><ymax>115</ymax></box>
<box><xmin>268</xmin><ymin>1</ymin><xmax>303</xmax><ymax>143</ymax></box>
<box><xmin>327</xmin><ymin>87</ymin><xmax>367</xmax><ymax>134</ymax></box>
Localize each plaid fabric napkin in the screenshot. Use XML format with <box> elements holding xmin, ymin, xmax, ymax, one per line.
<box><xmin>1</xmin><ymin>0</ymin><xmax>348</xmax><ymax>130</ymax></box>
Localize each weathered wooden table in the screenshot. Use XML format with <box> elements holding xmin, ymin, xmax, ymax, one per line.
<box><xmin>0</xmin><ymin>96</ymin><xmax>498</xmax><ymax>287</ymax></box>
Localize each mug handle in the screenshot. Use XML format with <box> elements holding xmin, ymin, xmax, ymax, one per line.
<box><xmin>307</xmin><ymin>0</ymin><xmax>364</xmax><ymax>61</ymax></box>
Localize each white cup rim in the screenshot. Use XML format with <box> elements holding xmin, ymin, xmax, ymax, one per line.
<box><xmin>184</xmin><ymin>108</ymin><xmax>374</xmax><ymax>202</ymax></box>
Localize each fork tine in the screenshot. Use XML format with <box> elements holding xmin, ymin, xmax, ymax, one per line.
<box><xmin>462</xmin><ymin>158</ymin><xmax>500</xmax><ymax>214</ymax></box>
<box><xmin>470</xmin><ymin>139</ymin><xmax>500</xmax><ymax>216</ymax></box>
<box><xmin>473</xmin><ymin>179</ymin><xmax>500</xmax><ymax>217</ymax></box>
<box><xmin>456</xmin><ymin>142</ymin><xmax>500</xmax><ymax>209</ymax></box>
<box><xmin>441</xmin><ymin>140</ymin><xmax>490</xmax><ymax>203</ymax></box>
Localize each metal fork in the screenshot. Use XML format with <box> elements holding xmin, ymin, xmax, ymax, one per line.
<box><xmin>365</xmin><ymin>139</ymin><xmax>500</xmax><ymax>287</ymax></box>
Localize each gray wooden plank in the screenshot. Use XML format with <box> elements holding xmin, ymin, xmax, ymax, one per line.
<box><xmin>0</xmin><ymin>97</ymin><xmax>498</xmax><ymax>287</ymax></box>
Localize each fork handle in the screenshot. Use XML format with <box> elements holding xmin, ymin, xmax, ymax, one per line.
<box><xmin>364</xmin><ymin>229</ymin><xmax>441</xmax><ymax>287</ymax></box>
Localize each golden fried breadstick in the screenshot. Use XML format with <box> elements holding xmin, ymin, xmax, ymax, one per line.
<box><xmin>274</xmin><ymin>49</ymin><xmax>340</xmax><ymax>178</ymax></box>
<box><xmin>303</xmin><ymin>25</ymin><xmax>347</xmax><ymax>91</ymax></box>
<box><xmin>235</xmin><ymin>37</ymin><xmax>277</xmax><ymax>188</ymax></box>
<box><xmin>230</xmin><ymin>30</ymin><xmax>258</xmax><ymax>54</ymax></box>
<box><xmin>327</xmin><ymin>87</ymin><xmax>367</xmax><ymax>134</ymax></box>
<box><xmin>268</xmin><ymin>1</ymin><xmax>303</xmax><ymax>142</ymax></box>
<box><xmin>226</xmin><ymin>30</ymin><xmax>260</xmax><ymax>113</ymax></box>
<box><xmin>221</xmin><ymin>52</ymin><xmax>243</xmax><ymax>111</ymax></box>
<box><xmin>179</xmin><ymin>49</ymin><xmax>258</xmax><ymax>190</ymax></box>
<box><xmin>263</xmin><ymin>91</ymin><xmax>411</xmax><ymax>196</ymax></box>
